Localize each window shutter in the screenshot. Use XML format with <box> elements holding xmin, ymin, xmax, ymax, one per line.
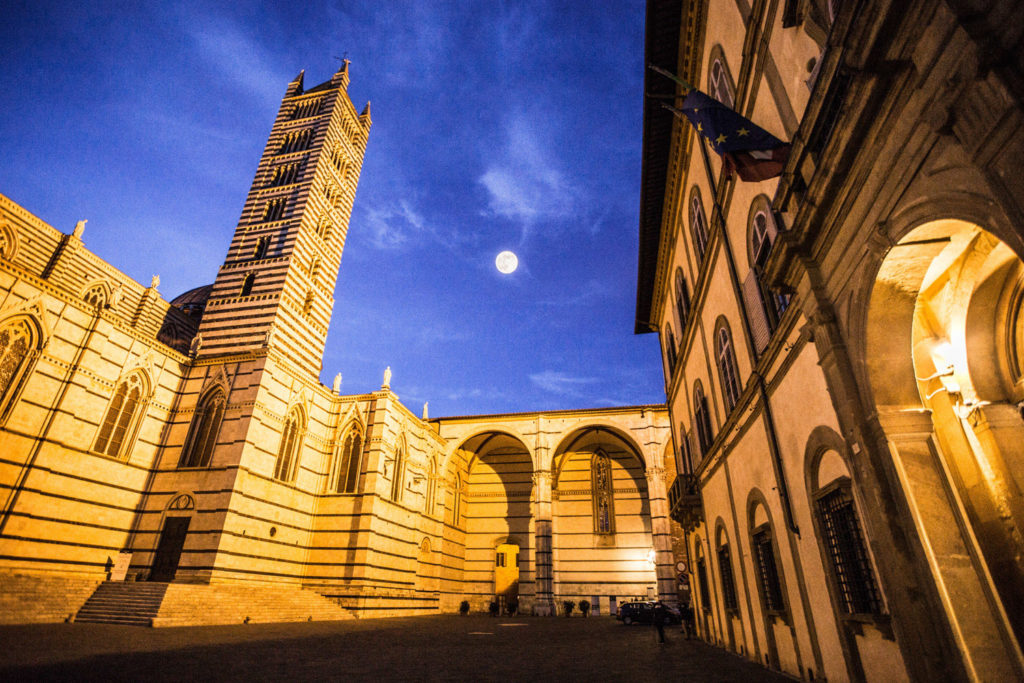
<box><xmin>743</xmin><ymin>269</ymin><xmax>772</xmax><ymax>354</ymax></box>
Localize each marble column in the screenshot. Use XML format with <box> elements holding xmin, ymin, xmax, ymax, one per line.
<box><xmin>646</xmin><ymin>466</ymin><xmax>678</xmax><ymax>605</ymax></box>
<box><xmin>532</xmin><ymin>470</ymin><xmax>554</xmax><ymax>615</ymax></box>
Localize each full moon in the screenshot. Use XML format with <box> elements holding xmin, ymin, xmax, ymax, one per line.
<box><xmin>495</xmin><ymin>250</ymin><xmax>518</xmax><ymax>274</ymax></box>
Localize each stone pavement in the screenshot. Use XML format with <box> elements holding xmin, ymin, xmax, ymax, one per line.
<box><xmin>0</xmin><ymin>615</ymin><xmax>793</xmax><ymax>682</ymax></box>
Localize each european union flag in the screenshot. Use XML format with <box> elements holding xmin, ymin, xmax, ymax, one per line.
<box><xmin>679</xmin><ymin>90</ymin><xmax>791</xmax><ymax>182</ymax></box>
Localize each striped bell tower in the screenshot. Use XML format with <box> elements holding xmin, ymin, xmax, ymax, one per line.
<box><xmin>195</xmin><ymin>62</ymin><xmax>370</xmax><ymax>377</ymax></box>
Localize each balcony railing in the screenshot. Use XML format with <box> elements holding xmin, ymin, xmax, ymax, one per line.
<box><xmin>668</xmin><ymin>473</ymin><xmax>703</xmax><ymax>529</ymax></box>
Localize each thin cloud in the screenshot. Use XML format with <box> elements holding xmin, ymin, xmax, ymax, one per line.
<box><xmin>362</xmin><ymin>200</ymin><xmax>426</xmax><ymax>249</ymax></box>
<box><xmin>479</xmin><ymin>114</ymin><xmax>579</xmax><ymax>233</ymax></box>
<box><xmin>538</xmin><ymin>279</ymin><xmax>610</xmax><ymax>306</ymax></box>
<box><xmin>186</xmin><ymin>17</ymin><xmax>290</xmax><ymax>102</ymax></box>
<box><xmin>529</xmin><ymin>370</ymin><xmax>600</xmax><ymax>397</ymax></box>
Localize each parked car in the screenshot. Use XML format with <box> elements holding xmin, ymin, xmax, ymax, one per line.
<box><xmin>616</xmin><ymin>600</ymin><xmax>681</xmax><ymax>625</ymax></box>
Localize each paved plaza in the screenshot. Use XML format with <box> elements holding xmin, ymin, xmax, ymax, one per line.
<box><xmin>0</xmin><ymin>615</ymin><xmax>793</xmax><ymax>682</ymax></box>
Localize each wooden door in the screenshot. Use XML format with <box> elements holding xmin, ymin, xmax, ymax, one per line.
<box><xmin>149</xmin><ymin>517</ymin><xmax>190</xmax><ymax>582</ymax></box>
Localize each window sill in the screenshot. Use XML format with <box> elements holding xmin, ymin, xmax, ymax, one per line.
<box><xmin>843</xmin><ymin>612</ymin><xmax>894</xmax><ymax>640</ymax></box>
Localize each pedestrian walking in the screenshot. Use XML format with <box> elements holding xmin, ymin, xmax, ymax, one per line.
<box><xmin>653</xmin><ymin>601</ymin><xmax>667</xmax><ymax>644</ymax></box>
<box><xmin>680</xmin><ymin>601</ymin><xmax>695</xmax><ymax>639</ymax></box>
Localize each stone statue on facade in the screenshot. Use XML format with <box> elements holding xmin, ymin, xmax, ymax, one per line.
<box><xmin>150</xmin><ymin>275</ymin><xmax>160</xmax><ymax>289</ymax></box>
<box><xmin>422</xmin><ymin>402</ymin><xmax>428</xmax><ymax>419</ymax></box>
<box><xmin>382</xmin><ymin>366</ymin><xmax>391</xmax><ymax>389</ymax></box>
<box><xmin>72</xmin><ymin>220</ymin><xmax>87</xmax><ymax>238</ymax></box>
<box><xmin>189</xmin><ymin>333</ymin><xmax>203</xmax><ymax>358</ymax></box>
<box><xmin>333</xmin><ymin>373</ymin><xmax>342</xmax><ymax>393</ymax></box>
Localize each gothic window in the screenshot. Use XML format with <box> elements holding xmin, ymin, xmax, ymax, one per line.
<box><xmin>453</xmin><ymin>472</ymin><xmax>464</xmax><ymax>524</ymax></box>
<box><xmin>279</xmin><ymin>129</ymin><xmax>313</xmax><ymax>154</ymax></box>
<box><xmin>664</xmin><ymin>324</ymin><xmax>677</xmax><ymax>375</ymax></box>
<box><xmin>694</xmin><ymin>381</ymin><xmax>713</xmax><ymax>455</ymax></box>
<box><xmin>330</xmin><ymin>145</ymin><xmax>348</xmax><ymax>177</ymax></box>
<box><xmin>592</xmin><ymin>450</ymin><xmax>616</xmax><ymax>534</ymax></box>
<box><xmin>816</xmin><ymin>481</ymin><xmax>882</xmax><ymax>615</ymax></box>
<box><xmin>675</xmin><ymin>268</ymin><xmax>691</xmax><ymax>332</ymax></box>
<box><xmin>240</xmin><ymin>273</ymin><xmax>255</xmax><ymax>297</ymax></box>
<box><xmin>717</xmin><ymin>541</ymin><xmax>739</xmax><ymax>612</ymax></box>
<box><xmin>334</xmin><ymin>426</ymin><xmax>363</xmax><ymax>494</ymax></box>
<box><xmin>268</xmin><ymin>163</ymin><xmax>300</xmax><ymax>187</ymax></box>
<box><xmin>179</xmin><ymin>388</ymin><xmax>225</xmax><ymax>468</ymax></box>
<box><xmin>94</xmin><ymin>372</ymin><xmax>146</xmax><ymax>458</ymax></box>
<box><xmin>691</xmin><ymin>192</ymin><xmax>710</xmax><ymax>264</ymax></box>
<box><xmin>274</xmin><ymin>408</ymin><xmax>304</xmax><ymax>482</ymax></box>
<box><xmin>82</xmin><ymin>284</ymin><xmax>108</xmax><ymax>309</ymax></box>
<box><xmin>0</xmin><ymin>317</ymin><xmax>36</xmax><ymax>420</ymax></box>
<box><xmin>752</xmin><ymin>524</ymin><xmax>786</xmax><ymax>613</ymax></box>
<box><xmin>310</xmin><ymin>257</ymin><xmax>321</xmax><ymax>282</ymax></box>
<box><xmin>425</xmin><ymin>458</ymin><xmax>437</xmax><ymax>515</ymax></box>
<box><xmin>291</xmin><ymin>98</ymin><xmax>323</xmax><ymax>120</ymax></box>
<box><xmin>263</xmin><ymin>198</ymin><xmax>286</xmax><ymax>222</ymax></box>
<box><xmin>716</xmin><ymin>321</ymin><xmax>742</xmax><ymax>411</ymax></box>
<box><xmin>751</xmin><ymin>210</ymin><xmax>774</xmax><ymax>269</ymax></box>
<box><xmin>253</xmin><ymin>236</ymin><xmax>270</xmax><ymax>260</ymax></box>
<box><xmin>317</xmin><ymin>218</ymin><xmax>333</xmax><ymax>242</ymax></box>
<box><xmin>303</xmin><ymin>291</ymin><xmax>315</xmax><ymax>315</ymax></box>
<box><xmin>708</xmin><ymin>50</ymin><xmax>735</xmax><ymax>108</ymax></box>
<box><xmin>390</xmin><ymin>448</ymin><xmax>405</xmax><ymax>502</ymax></box>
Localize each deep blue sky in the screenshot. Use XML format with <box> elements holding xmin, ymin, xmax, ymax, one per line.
<box><xmin>0</xmin><ymin>0</ymin><xmax>664</xmax><ymax>416</ymax></box>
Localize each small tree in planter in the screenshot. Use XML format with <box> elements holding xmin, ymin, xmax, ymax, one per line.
<box><xmin>459</xmin><ymin>600</ymin><xmax>470</xmax><ymax>615</ymax></box>
<box><xmin>562</xmin><ymin>600</ymin><xmax>576</xmax><ymax>617</ymax></box>
<box><xmin>579</xmin><ymin>599</ymin><xmax>590</xmax><ymax>617</ymax></box>
<box><xmin>489</xmin><ymin>600</ymin><xmax>500</xmax><ymax>617</ymax></box>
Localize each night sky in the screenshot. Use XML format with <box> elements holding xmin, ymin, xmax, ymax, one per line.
<box><xmin>0</xmin><ymin>1</ymin><xmax>665</xmax><ymax>417</ymax></box>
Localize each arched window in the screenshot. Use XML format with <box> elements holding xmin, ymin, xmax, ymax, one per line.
<box><xmin>716</xmin><ymin>322</ymin><xmax>742</xmax><ymax>411</ymax></box>
<box><xmin>0</xmin><ymin>223</ymin><xmax>18</xmax><ymax>260</ymax></box>
<box><xmin>592</xmin><ymin>450</ymin><xmax>616</xmax><ymax>534</ymax></box>
<box><xmin>695</xmin><ymin>543</ymin><xmax>711</xmax><ymax>610</ymax></box>
<box><xmin>334</xmin><ymin>426</ymin><xmax>363</xmax><ymax>493</ymax></box>
<box><xmin>717</xmin><ymin>538</ymin><xmax>739</xmax><ymax>612</ymax></box>
<box><xmin>679</xmin><ymin>421</ymin><xmax>693</xmax><ymax>474</ymax></box>
<box><xmin>94</xmin><ymin>372</ymin><xmax>146</xmax><ymax>458</ymax></box>
<box><xmin>179</xmin><ymin>388</ymin><xmax>225</xmax><ymax>468</ymax></box>
<box><xmin>425</xmin><ymin>458</ymin><xmax>438</xmax><ymax>514</ymax></box>
<box><xmin>239</xmin><ymin>273</ymin><xmax>255</xmax><ymax>297</ymax></box>
<box><xmin>274</xmin><ymin>408</ymin><xmax>304</xmax><ymax>482</ymax></box>
<box><xmin>390</xmin><ymin>448</ymin><xmax>405</xmax><ymax>502</ymax></box>
<box><xmin>303</xmin><ymin>291</ymin><xmax>315</xmax><ymax>315</ymax></box>
<box><xmin>82</xmin><ymin>284</ymin><xmax>108</xmax><ymax>309</ymax></box>
<box><xmin>694</xmin><ymin>382</ymin><xmax>713</xmax><ymax>455</ymax></box>
<box><xmin>708</xmin><ymin>51</ymin><xmax>735</xmax><ymax>108</ymax></box>
<box><xmin>0</xmin><ymin>317</ymin><xmax>37</xmax><ymax>420</ymax></box>
<box><xmin>752</xmin><ymin>522</ymin><xmax>786</xmax><ymax>613</ymax></box>
<box><xmin>691</xmin><ymin>193</ymin><xmax>710</xmax><ymax>263</ymax></box>
<box><xmin>675</xmin><ymin>268</ymin><xmax>691</xmax><ymax>332</ymax></box>
<box><xmin>664</xmin><ymin>324</ymin><xmax>677</xmax><ymax>375</ymax></box>
<box><xmin>453</xmin><ymin>473</ymin><xmax>464</xmax><ymax>525</ymax></box>
<box><xmin>310</xmin><ymin>257</ymin><xmax>321</xmax><ymax>282</ymax></box>
<box><xmin>751</xmin><ymin>210</ymin><xmax>774</xmax><ymax>269</ymax></box>
<box><xmin>253</xmin><ymin>236</ymin><xmax>270</xmax><ymax>259</ymax></box>
<box><xmin>817</xmin><ymin>479</ymin><xmax>882</xmax><ymax>615</ymax></box>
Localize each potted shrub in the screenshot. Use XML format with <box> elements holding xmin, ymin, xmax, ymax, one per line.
<box><xmin>562</xmin><ymin>600</ymin><xmax>576</xmax><ymax>617</ymax></box>
<box><xmin>579</xmin><ymin>599</ymin><xmax>590</xmax><ymax>617</ymax></box>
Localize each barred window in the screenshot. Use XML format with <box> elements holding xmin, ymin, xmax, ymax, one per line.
<box><xmin>274</xmin><ymin>409</ymin><xmax>304</xmax><ymax>482</ymax></box>
<box><xmin>691</xmin><ymin>194</ymin><xmax>709</xmax><ymax>263</ymax></box>
<box><xmin>697</xmin><ymin>555</ymin><xmax>711</xmax><ymax>609</ymax></box>
<box><xmin>334</xmin><ymin>427</ymin><xmax>363</xmax><ymax>493</ymax></box>
<box><xmin>753</xmin><ymin>525</ymin><xmax>786</xmax><ymax>612</ymax></box>
<box><xmin>817</xmin><ymin>483</ymin><xmax>882</xmax><ymax>615</ymax></box>
<box><xmin>716</xmin><ymin>324</ymin><xmax>742</xmax><ymax>411</ymax></box>
<box><xmin>592</xmin><ymin>450</ymin><xmax>615</xmax><ymax>534</ymax></box>
<box><xmin>95</xmin><ymin>373</ymin><xmax>145</xmax><ymax>458</ymax></box>
<box><xmin>718</xmin><ymin>543</ymin><xmax>739</xmax><ymax>611</ymax></box>
<box><xmin>179</xmin><ymin>388</ymin><xmax>225</xmax><ymax>468</ymax></box>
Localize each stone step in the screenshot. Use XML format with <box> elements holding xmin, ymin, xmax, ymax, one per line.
<box><xmin>75</xmin><ymin>581</ymin><xmax>169</xmax><ymax>625</ymax></box>
<box><xmin>0</xmin><ymin>571</ymin><xmax>103</xmax><ymax>624</ymax></box>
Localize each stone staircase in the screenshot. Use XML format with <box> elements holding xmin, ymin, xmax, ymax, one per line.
<box><xmin>152</xmin><ymin>582</ymin><xmax>355</xmax><ymax>626</ymax></box>
<box><xmin>75</xmin><ymin>581</ymin><xmax>169</xmax><ymax>626</ymax></box>
<box><xmin>0</xmin><ymin>571</ymin><xmax>102</xmax><ymax>624</ymax></box>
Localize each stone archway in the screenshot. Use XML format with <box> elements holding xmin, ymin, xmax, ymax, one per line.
<box><xmin>866</xmin><ymin>219</ymin><xmax>1024</xmax><ymax>680</ymax></box>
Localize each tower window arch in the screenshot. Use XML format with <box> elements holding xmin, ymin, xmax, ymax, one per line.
<box><xmin>334</xmin><ymin>425</ymin><xmax>364</xmax><ymax>494</ymax></box>
<box><xmin>675</xmin><ymin>267</ymin><xmax>691</xmax><ymax>332</ymax></box>
<box><xmin>263</xmin><ymin>198</ymin><xmax>286</xmax><ymax>222</ymax></box>
<box><xmin>274</xmin><ymin>408</ymin><xmax>304</xmax><ymax>482</ymax></box>
<box><xmin>694</xmin><ymin>381</ymin><xmax>713</xmax><ymax>456</ymax></box>
<box><xmin>592</xmin><ymin>449</ymin><xmax>616</xmax><ymax>534</ymax></box>
<box><xmin>690</xmin><ymin>191</ymin><xmax>710</xmax><ymax>264</ymax></box>
<box><xmin>390</xmin><ymin>448</ymin><xmax>406</xmax><ymax>502</ymax></box>
<box><xmin>708</xmin><ymin>47</ymin><xmax>736</xmax><ymax>108</ymax></box>
<box><xmin>240</xmin><ymin>273</ymin><xmax>255</xmax><ymax>297</ymax></box>
<box><xmin>94</xmin><ymin>372</ymin><xmax>147</xmax><ymax>459</ymax></box>
<box><xmin>179</xmin><ymin>387</ymin><xmax>225</xmax><ymax>468</ymax></box>
<box><xmin>253</xmin><ymin>236</ymin><xmax>270</xmax><ymax>260</ymax></box>
<box><xmin>715</xmin><ymin>320</ymin><xmax>742</xmax><ymax>411</ymax></box>
<box><xmin>0</xmin><ymin>316</ymin><xmax>38</xmax><ymax>421</ymax></box>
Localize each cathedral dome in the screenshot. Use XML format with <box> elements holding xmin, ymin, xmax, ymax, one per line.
<box><xmin>170</xmin><ymin>283</ymin><xmax>213</xmax><ymax>318</ymax></box>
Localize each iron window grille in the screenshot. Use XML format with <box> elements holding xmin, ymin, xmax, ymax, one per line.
<box><xmin>718</xmin><ymin>544</ymin><xmax>739</xmax><ymax>612</ymax></box>
<box><xmin>817</xmin><ymin>480</ymin><xmax>882</xmax><ymax>616</ymax></box>
<box><xmin>753</xmin><ymin>525</ymin><xmax>786</xmax><ymax>613</ymax></box>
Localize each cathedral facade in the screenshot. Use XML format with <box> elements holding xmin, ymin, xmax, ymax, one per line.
<box><xmin>640</xmin><ymin>0</ymin><xmax>1024</xmax><ymax>681</ymax></box>
<box><xmin>0</xmin><ymin>63</ymin><xmax>677</xmax><ymax>623</ymax></box>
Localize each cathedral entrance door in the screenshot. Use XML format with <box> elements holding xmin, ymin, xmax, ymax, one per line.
<box><xmin>494</xmin><ymin>542</ymin><xmax>520</xmax><ymax>611</ymax></box>
<box><xmin>149</xmin><ymin>517</ymin><xmax>190</xmax><ymax>582</ymax></box>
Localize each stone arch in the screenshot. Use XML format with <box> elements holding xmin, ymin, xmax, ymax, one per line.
<box><xmin>0</xmin><ymin>310</ymin><xmax>48</xmax><ymax>423</ymax></box>
<box><xmin>548</xmin><ymin>422</ymin><xmax>647</xmax><ymax>471</ymax></box>
<box><xmin>444</xmin><ymin>425</ymin><xmax>534</xmax><ymax>473</ymax></box>
<box><xmin>0</xmin><ymin>222</ymin><xmax>20</xmax><ymax>261</ymax></box>
<box><xmin>745</xmin><ymin>487</ymin><xmax>790</xmax><ymax>671</ymax></box>
<box><xmin>80</xmin><ymin>279</ymin><xmax>112</xmax><ymax>309</ymax></box>
<box><xmin>862</xmin><ymin>217</ymin><xmax>1024</xmax><ymax>675</ymax></box>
